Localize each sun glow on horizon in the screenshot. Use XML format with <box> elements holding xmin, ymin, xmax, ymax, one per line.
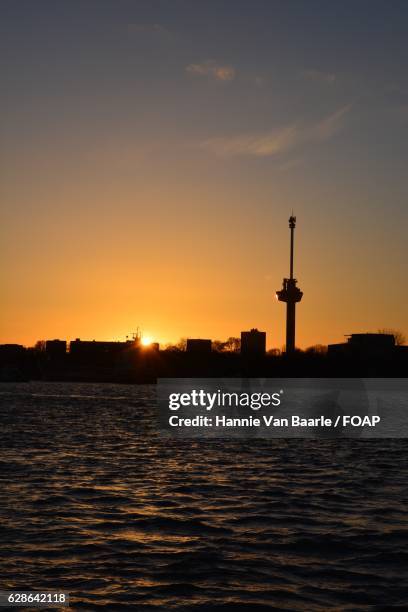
<box><xmin>141</xmin><ymin>336</ymin><xmax>153</xmax><ymax>346</ymax></box>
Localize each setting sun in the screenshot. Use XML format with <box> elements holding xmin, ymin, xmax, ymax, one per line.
<box><xmin>141</xmin><ymin>336</ymin><xmax>152</xmax><ymax>347</ymax></box>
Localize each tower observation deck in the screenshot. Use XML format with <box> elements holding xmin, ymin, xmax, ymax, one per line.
<box><xmin>276</xmin><ymin>215</ymin><xmax>303</xmax><ymax>354</ymax></box>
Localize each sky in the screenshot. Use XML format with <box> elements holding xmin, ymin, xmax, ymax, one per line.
<box><xmin>1</xmin><ymin>0</ymin><xmax>408</xmax><ymax>349</ymax></box>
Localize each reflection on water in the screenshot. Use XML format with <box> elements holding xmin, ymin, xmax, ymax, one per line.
<box><xmin>0</xmin><ymin>382</ymin><xmax>407</xmax><ymax>611</ymax></box>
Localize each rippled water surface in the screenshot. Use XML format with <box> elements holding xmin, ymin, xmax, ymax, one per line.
<box><xmin>1</xmin><ymin>382</ymin><xmax>407</xmax><ymax>611</ymax></box>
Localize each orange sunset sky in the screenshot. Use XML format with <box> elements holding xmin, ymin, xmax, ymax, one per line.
<box><xmin>1</xmin><ymin>1</ymin><xmax>408</xmax><ymax>349</ymax></box>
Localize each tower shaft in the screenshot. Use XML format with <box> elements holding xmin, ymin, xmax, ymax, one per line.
<box><xmin>286</xmin><ymin>301</ymin><xmax>296</xmax><ymax>353</ymax></box>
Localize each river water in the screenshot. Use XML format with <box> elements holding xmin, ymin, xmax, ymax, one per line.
<box><xmin>0</xmin><ymin>382</ymin><xmax>407</xmax><ymax>610</ymax></box>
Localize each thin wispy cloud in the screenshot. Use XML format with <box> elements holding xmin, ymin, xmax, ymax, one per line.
<box><xmin>310</xmin><ymin>104</ymin><xmax>351</xmax><ymax>139</ymax></box>
<box><xmin>201</xmin><ymin>105</ymin><xmax>352</xmax><ymax>158</ymax></box>
<box><xmin>202</xmin><ymin>126</ymin><xmax>297</xmax><ymax>158</ymax></box>
<box><xmin>186</xmin><ymin>60</ymin><xmax>235</xmax><ymax>82</ymax></box>
<box><xmin>302</xmin><ymin>69</ymin><xmax>336</xmax><ymax>84</ymax></box>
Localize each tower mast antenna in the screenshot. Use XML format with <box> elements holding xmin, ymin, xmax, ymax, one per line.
<box><xmin>289</xmin><ymin>214</ymin><xmax>296</xmax><ymax>279</ymax></box>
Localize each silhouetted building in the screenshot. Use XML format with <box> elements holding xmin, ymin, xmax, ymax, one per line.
<box><xmin>396</xmin><ymin>345</ymin><xmax>408</xmax><ymax>358</ymax></box>
<box><xmin>241</xmin><ymin>329</ymin><xmax>266</xmax><ymax>356</ymax></box>
<box><xmin>328</xmin><ymin>333</ymin><xmax>395</xmax><ymax>359</ymax></box>
<box><xmin>186</xmin><ymin>339</ymin><xmax>212</xmax><ymax>353</ymax></box>
<box><xmin>69</xmin><ymin>339</ymin><xmax>130</xmax><ymax>358</ymax></box>
<box><xmin>277</xmin><ymin>215</ymin><xmax>303</xmax><ymax>354</ymax></box>
<box><xmin>0</xmin><ymin>344</ymin><xmax>25</xmax><ymax>362</ymax></box>
<box><xmin>0</xmin><ymin>344</ymin><xmax>27</xmax><ymax>381</ymax></box>
<box><xmin>45</xmin><ymin>339</ymin><xmax>67</xmax><ymax>357</ymax></box>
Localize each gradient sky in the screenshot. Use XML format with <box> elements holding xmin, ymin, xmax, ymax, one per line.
<box><xmin>1</xmin><ymin>0</ymin><xmax>408</xmax><ymax>348</ymax></box>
